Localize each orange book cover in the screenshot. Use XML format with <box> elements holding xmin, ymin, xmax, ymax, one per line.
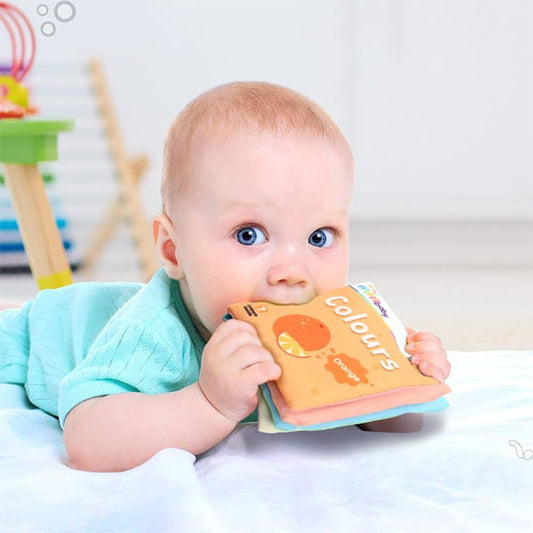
<box><xmin>227</xmin><ymin>283</ymin><xmax>450</xmax><ymax>418</ymax></box>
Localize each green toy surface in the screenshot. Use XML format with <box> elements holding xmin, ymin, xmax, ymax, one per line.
<box><xmin>0</xmin><ymin>171</ymin><xmax>54</xmax><ymax>185</ymax></box>
<box><xmin>0</xmin><ymin>119</ymin><xmax>74</xmax><ymax>163</ymax></box>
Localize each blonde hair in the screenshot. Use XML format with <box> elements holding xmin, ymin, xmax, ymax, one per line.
<box><xmin>161</xmin><ymin>81</ymin><xmax>353</xmax><ymax>214</ymax></box>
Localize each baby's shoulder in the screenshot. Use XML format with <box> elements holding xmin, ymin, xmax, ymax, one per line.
<box><xmin>33</xmin><ymin>280</ymin><xmax>142</xmax><ymax>311</ymax></box>
<box><xmin>27</xmin><ymin>280</ymin><xmax>143</xmax><ymax>334</ymax></box>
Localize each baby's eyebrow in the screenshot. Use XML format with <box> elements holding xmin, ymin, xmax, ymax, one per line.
<box><xmin>218</xmin><ymin>200</ymin><xmax>350</xmax><ymax>222</ymax></box>
<box><xmin>217</xmin><ymin>201</ymin><xmax>270</xmax><ymax>219</ymax></box>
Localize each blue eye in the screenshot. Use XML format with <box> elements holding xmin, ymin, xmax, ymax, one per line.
<box><xmin>235</xmin><ymin>226</ymin><xmax>267</xmax><ymax>246</ymax></box>
<box><xmin>308</xmin><ymin>228</ymin><xmax>335</xmax><ymax>248</ymax></box>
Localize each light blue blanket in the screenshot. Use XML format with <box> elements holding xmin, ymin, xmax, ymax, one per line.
<box><xmin>1</xmin><ymin>350</ymin><xmax>531</xmax><ymax>532</ymax></box>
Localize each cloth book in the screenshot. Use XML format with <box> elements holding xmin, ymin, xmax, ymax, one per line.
<box><xmin>226</xmin><ymin>283</ymin><xmax>451</xmax><ymax>433</ymax></box>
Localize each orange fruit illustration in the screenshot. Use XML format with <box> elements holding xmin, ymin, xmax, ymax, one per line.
<box><xmin>277</xmin><ymin>331</ymin><xmax>309</xmax><ymax>358</ymax></box>
<box><xmin>273</xmin><ymin>314</ymin><xmax>331</xmax><ymax>357</ymax></box>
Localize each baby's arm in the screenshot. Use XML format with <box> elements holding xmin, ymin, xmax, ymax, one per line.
<box><xmin>64</xmin><ymin>320</ymin><xmax>280</xmax><ymax>472</ymax></box>
<box><xmin>64</xmin><ymin>384</ymin><xmax>235</xmax><ymax>471</ymax></box>
<box><xmin>358</xmin><ymin>329</ymin><xmax>450</xmax><ymax>433</ymax></box>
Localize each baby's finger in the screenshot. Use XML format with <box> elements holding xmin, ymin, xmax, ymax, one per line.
<box><xmin>242</xmin><ymin>360</ymin><xmax>282</xmax><ymax>387</ymax></box>
<box><xmin>405</xmin><ymin>340</ymin><xmax>444</xmax><ymax>357</ymax></box>
<box><xmin>409</xmin><ymin>350</ymin><xmax>451</xmax><ymax>381</ymax></box>
<box><xmin>406</xmin><ymin>330</ymin><xmax>443</xmax><ymax>345</ymax></box>
<box><xmin>215</xmin><ymin>318</ymin><xmax>259</xmax><ymax>337</ymax></box>
<box><xmin>210</xmin><ymin>322</ymin><xmax>262</xmax><ymax>357</ymax></box>
<box><xmin>232</xmin><ymin>344</ymin><xmax>275</xmax><ymax>370</ymax></box>
<box><xmin>416</xmin><ymin>359</ymin><xmax>446</xmax><ymax>383</ymax></box>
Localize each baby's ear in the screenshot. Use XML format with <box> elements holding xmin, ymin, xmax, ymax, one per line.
<box><xmin>152</xmin><ymin>214</ymin><xmax>184</xmax><ymax>280</ymax></box>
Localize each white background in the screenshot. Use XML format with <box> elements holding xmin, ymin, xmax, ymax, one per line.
<box><xmin>2</xmin><ymin>0</ymin><xmax>532</xmax><ymax>220</ymax></box>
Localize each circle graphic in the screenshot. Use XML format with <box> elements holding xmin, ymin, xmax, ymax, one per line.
<box><xmin>37</xmin><ymin>4</ymin><xmax>49</xmax><ymax>16</ymax></box>
<box><xmin>54</xmin><ymin>1</ymin><xmax>76</xmax><ymax>23</ymax></box>
<box><xmin>40</xmin><ymin>21</ymin><xmax>56</xmax><ymax>37</ymax></box>
<box><xmin>273</xmin><ymin>314</ymin><xmax>331</xmax><ymax>352</ymax></box>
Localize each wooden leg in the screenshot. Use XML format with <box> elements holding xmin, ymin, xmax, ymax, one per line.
<box><xmin>79</xmin><ymin>195</ymin><xmax>123</xmax><ymax>277</ymax></box>
<box><xmin>119</xmin><ymin>176</ymin><xmax>159</xmax><ymax>281</ymax></box>
<box><xmin>79</xmin><ymin>154</ymin><xmax>157</xmax><ymax>280</ymax></box>
<box><xmin>2</xmin><ymin>163</ymin><xmax>72</xmax><ymax>289</ymax></box>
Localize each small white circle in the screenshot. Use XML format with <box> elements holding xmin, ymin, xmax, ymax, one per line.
<box><xmin>40</xmin><ymin>21</ymin><xmax>56</xmax><ymax>37</ymax></box>
<box><xmin>54</xmin><ymin>1</ymin><xmax>76</xmax><ymax>23</ymax></box>
<box><xmin>37</xmin><ymin>4</ymin><xmax>49</xmax><ymax>16</ymax></box>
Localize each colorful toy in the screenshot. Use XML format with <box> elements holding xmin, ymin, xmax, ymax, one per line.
<box><xmin>0</xmin><ymin>2</ymin><xmax>37</xmax><ymax>118</ymax></box>
<box><xmin>1</xmin><ymin>5</ymin><xmax>156</xmax><ymax>283</ymax></box>
<box><xmin>0</xmin><ymin>167</ymin><xmax>76</xmax><ymax>275</ymax></box>
<box><xmin>0</xmin><ymin>3</ymin><xmax>74</xmax><ymax>289</ymax></box>
<box><xmin>227</xmin><ymin>283</ymin><xmax>451</xmax><ymax>433</ymax></box>
<box><xmin>0</xmin><ymin>119</ymin><xmax>74</xmax><ymax>289</ymax></box>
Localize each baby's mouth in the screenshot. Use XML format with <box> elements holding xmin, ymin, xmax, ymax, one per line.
<box><xmin>255</xmin><ymin>292</ymin><xmax>314</xmax><ymax>306</ymax></box>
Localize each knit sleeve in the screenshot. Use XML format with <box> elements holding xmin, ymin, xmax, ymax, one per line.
<box><xmin>0</xmin><ymin>302</ymin><xmax>32</xmax><ymax>385</ymax></box>
<box><xmin>58</xmin><ymin>307</ymin><xmax>201</xmax><ymax>428</ymax></box>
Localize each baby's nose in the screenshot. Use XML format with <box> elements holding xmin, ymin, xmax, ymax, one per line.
<box><xmin>267</xmin><ymin>249</ymin><xmax>310</xmax><ymax>287</ymax></box>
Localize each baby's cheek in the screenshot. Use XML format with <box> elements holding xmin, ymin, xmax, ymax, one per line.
<box><xmin>204</xmin><ymin>304</ymin><xmax>230</xmax><ymax>333</ymax></box>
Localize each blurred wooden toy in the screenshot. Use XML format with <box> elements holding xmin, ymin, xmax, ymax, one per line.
<box><xmin>1</xmin><ymin>4</ymin><xmax>157</xmax><ymax>283</ymax></box>
<box><xmin>0</xmin><ymin>2</ymin><xmax>74</xmax><ymax>290</ymax></box>
<box><xmin>0</xmin><ymin>2</ymin><xmax>36</xmax><ymax>118</ymax></box>
<box><xmin>79</xmin><ymin>59</ymin><xmax>158</xmax><ymax>281</ymax></box>
<box><xmin>0</xmin><ymin>121</ymin><xmax>74</xmax><ymax>289</ymax></box>
<box><xmin>0</xmin><ymin>168</ymin><xmax>77</xmax><ymax>275</ymax></box>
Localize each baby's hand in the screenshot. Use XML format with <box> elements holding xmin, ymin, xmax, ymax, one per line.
<box><xmin>405</xmin><ymin>328</ymin><xmax>451</xmax><ymax>383</ymax></box>
<box><xmin>198</xmin><ymin>320</ymin><xmax>281</xmax><ymax>423</ymax></box>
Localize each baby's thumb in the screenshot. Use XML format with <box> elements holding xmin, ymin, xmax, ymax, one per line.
<box><xmin>267</xmin><ymin>361</ymin><xmax>282</xmax><ymax>381</ymax></box>
<box><xmin>250</xmin><ymin>360</ymin><xmax>281</xmax><ymax>385</ymax></box>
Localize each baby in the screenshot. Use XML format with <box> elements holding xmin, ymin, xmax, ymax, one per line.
<box><xmin>0</xmin><ymin>82</ymin><xmax>450</xmax><ymax>471</ymax></box>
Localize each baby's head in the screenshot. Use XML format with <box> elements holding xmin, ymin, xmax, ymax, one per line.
<box><xmin>155</xmin><ymin>81</ymin><xmax>355</xmax><ymax>339</ymax></box>
<box><xmin>160</xmin><ymin>81</ymin><xmax>353</xmax><ymax>217</ymax></box>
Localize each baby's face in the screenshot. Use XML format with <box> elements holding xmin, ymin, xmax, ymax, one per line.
<box><xmin>170</xmin><ymin>129</ymin><xmax>353</xmax><ymax>339</ymax></box>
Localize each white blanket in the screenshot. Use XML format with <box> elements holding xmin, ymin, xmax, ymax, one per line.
<box><xmin>1</xmin><ymin>350</ymin><xmax>531</xmax><ymax>533</ymax></box>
